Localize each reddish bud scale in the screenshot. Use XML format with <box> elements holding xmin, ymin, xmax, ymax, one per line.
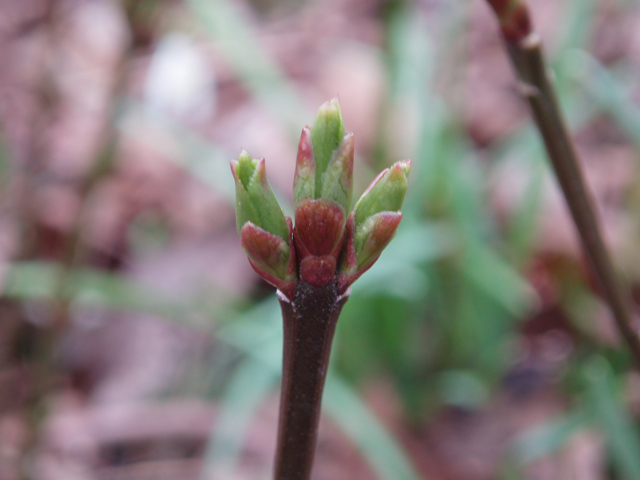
<box><xmin>500</xmin><ymin>3</ymin><xmax>532</xmax><ymax>42</ymax></box>
<box><xmin>294</xmin><ymin>198</ymin><xmax>346</xmax><ymax>287</ymax></box>
<box><xmin>241</xmin><ymin>223</ymin><xmax>286</xmax><ymax>268</ymax></box>
<box><xmin>336</xmin><ymin>211</ymin><xmax>403</xmax><ymax>294</ymax></box>
<box><xmin>336</xmin><ymin>213</ymin><xmax>358</xmax><ymax>293</ymax></box>
<box><xmin>294</xmin><ymin>199</ymin><xmax>345</xmax><ymax>258</ymax></box>
<box><xmin>485</xmin><ymin>0</ymin><xmax>532</xmax><ymax>43</ymax></box>
<box><xmin>355</xmin><ymin>211</ymin><xmax>403</xmax><ymax>270</ymax></box>
<box><xmin>240</xmin><ymin>218</ymin><xmax>297</xmax><ymax>300</ymax></box>
<box><xmin>300</xmin><ymin>256</ymin><xmax>336</xmax><ymax>287</ymax></box>
<box><xmin>486</xmin><ymin>0</ymin><xmax>514</xmax><ymax>17</ymax></box>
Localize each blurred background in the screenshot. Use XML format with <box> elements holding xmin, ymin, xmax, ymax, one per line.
<box><xmin>1</xmin><ymin>0</ymin><xmax>640</xmax><ymax>479</ymax></box>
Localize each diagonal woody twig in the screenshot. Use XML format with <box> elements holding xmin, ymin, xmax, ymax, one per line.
<box><xmin>484</xmin><ymin>0</ymin><xmax>640</xmax><ymax>364</ymax></box>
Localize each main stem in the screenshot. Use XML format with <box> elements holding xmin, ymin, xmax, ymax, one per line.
<box><xmin>504</xmin><ymin>32</ymin><xmax>640</xmax><ymax>364</ymax></box>
<box><xmin>274</xmin><ymin>280</ymin><xmax>348</xmax><ymax>480</ymax></box>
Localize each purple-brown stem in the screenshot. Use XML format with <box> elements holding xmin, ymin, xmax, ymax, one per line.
<box><xmin>274</xmin><ymin>280</ymin><xmax>348</xmax><ymax>480</ymax></box>
<box><xmin>484</xmin><ymin>0</ymin><xmax>640</xmax><ymax>365</ymax></box>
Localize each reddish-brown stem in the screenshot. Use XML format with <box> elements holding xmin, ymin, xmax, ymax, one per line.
<box><xmin>274</xmin><ymin>281</ymin><xmax>348</xmax><ymax>480</ymax></box>
<box><xmin>484</xmin><ymin>0</ymin><xmax>640</xmax><ymax>365</ymax></box>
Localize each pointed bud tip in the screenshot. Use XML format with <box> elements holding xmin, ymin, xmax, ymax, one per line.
<box><xmin>232</xmin><ymin>150</ymin><xmax>288</xmax><ymax>241</ymax></box>
<box><xmin>313</xmin><ymin>98</ymin><xmax>345</xmax><ymax>136</ymax></box>
<box><xmin>233</xmin><ymin>150</ymin><xmax>259</xmax><ymax>189</ymax></box>
<box><xmin>397</xmin><ymin>159</ymin><xmax>411</xmax><ymax>176</ymax></box>
<box><xmin>310</xmin><ymin>97</ymin><xmax>349</xmax><ymax>201</ymax></box>
<box><xmin>353</xmin><ymin>159</ymin><xmax>410</xmax><ymax>225</ymax></box>
<box><xmin>318</xmin><ymin>97</ymin><xmax>342</xmax><ymax>115</ymax></box>
<box><xmin>238</xmin><ymin>149</ymin><xmax>252</xmax><ymax>162</ymax></box>
<box><xmin>386</xmin><ymin>160</ymin><xmax>411</xmax><ymax>186</ymax></box>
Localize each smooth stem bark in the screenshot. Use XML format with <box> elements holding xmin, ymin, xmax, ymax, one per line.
<box><xmin>274</xmin><ymin>280</ymin><xmax>348</xmax><ymax>480</ymax></box>
<box><xmin>503</xmin><ymin>32</ymin><xmax>640</xmax><ymax>364</ymax></box>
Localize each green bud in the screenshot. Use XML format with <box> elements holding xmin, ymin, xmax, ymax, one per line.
<box><xmin>310</xmin><ymin>99</ymin><xmax>348</xmax><ymax>198</ymax></box>
<box><xmin>311</xmin><ymin>99</ymin><xmax>346</xmax><ymax>183</ymax></box>
<box><xmin>293</xmin><ymin>108</ymin><xmax>354</xmax><ymax>214</ymax></box>
<box><xmin>320</xmin><ymin>133</ymin><xmax>354</xmax><ymax>214</ymax></box>
<box><xmin>354</xmin><ymin>160</ymin><xmax>411</xmax><ymax>226</ymax></box>
<box><xmin>337</xmin><ymin>160</ymin><xmax>411</xmax><ymax>292</ymax></box>
<box><xmin>293</xmin><ymin>98</ymin><xmax>354</xmax><ymax>214</ymax></box>
<box><xmin>231</xmin><ymin>151</ymin><xmax>289</xmax><ymax>242</ymax></box>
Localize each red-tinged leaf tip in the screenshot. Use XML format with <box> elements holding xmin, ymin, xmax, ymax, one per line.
<box><xmin>294</xmin><ymin>198</ymin><xmax>346</xmax><ymax>259</ymax></box>
<box><xmin>230</xmin><ymin>159</ymin><xmax>239</xmax><ymax>182</ymax></box>
<box><xmin>293</xmin><ymin>127</ymin><xmax>315</xmax><ymax>205</ymax></box>
<box><xmin>337</xmin><ymin>211</ymin><xmax>403</xmax><ymax>293</ymax></box>
<box><xmin>397</xmin><ymin>159</ymin><xmax>412</xmax><ymax>175</ymax></box>
<box><xmin>368</xmin><ymin>211</ymin><xmax>402</xmax><ymax>242</ymax></box>
<box><xmin>254</xmin><ymin>157</ymin><xmax>270</xmax><ymax>189</ymax></box>
<box><xmin>299</xmin><ymin>256</ymin><xmax>336</xmax><ymax>287</ymax></box>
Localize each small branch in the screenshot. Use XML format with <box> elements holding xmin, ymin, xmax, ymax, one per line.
<box><xmin>274</xmin><ymin>281</ymin><xmax>348</xmax><ymax>480</ymax></box>
<box><xmin>485</xmin><ymin>0</ymin><xmax>640</xmax><ymax>364</ymax></box>
<box><xmin>232</xmin><ymin>99</ymin><xmax>409</xmax><ymax>479</ymax></box>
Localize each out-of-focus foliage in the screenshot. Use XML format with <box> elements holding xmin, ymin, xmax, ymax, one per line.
<box><xmin>3</xmin><ymin>0</ymin><xmax>640</xmax><ymax>478</ymax></box>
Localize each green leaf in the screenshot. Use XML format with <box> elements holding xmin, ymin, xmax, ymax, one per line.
<box><xmin>324</xmin><ymin>377</ymin><xmax>421</xmax><ymax>480</ymax></box>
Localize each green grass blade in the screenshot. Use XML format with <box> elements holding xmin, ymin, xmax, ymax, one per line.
<box><xmin>5</xmin><ymin>261</ymin><xmax>422</xmax><ymax>479</ymax></box>
<box><xmin>201</xmin><ymin>358</ymin><xmax>277</xmax><ymax>479</ymax></box>
<box><xmin>584</xmin><ymin>356</ymin><xmax>640</xmax><ymax>480</ymax></box>
<box><xmin>568</xmin><ymin>51</ymin><xmax>640</xmax><ymax>150</ymax></box>
<box><xmin>510</xmin><ymin>410</ymin><xmax>586</xmax><ymax>464</ymax></box>
<box><xmin>2</xmin><ymin>261</ymin><xmax>214</xmax><ymax>325</ymax></box>
<box><xmin>187</xmin><ymin>0</ymin><xmax>307</xmax><ymax>133</ymax></box>
<box><xmin>505</xmin><ymin>157</ymin><xmax>544</xmax><ymax>266</ymax></box>
<box><xmin>460</xmin><ymin>241</ymin><xmax>537</xmax><ymax>318</ymax></box>
<box><xmin>324</xmin><ymin>376</ymin><xmax>421</xmax><ymax>480</ymax></box>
